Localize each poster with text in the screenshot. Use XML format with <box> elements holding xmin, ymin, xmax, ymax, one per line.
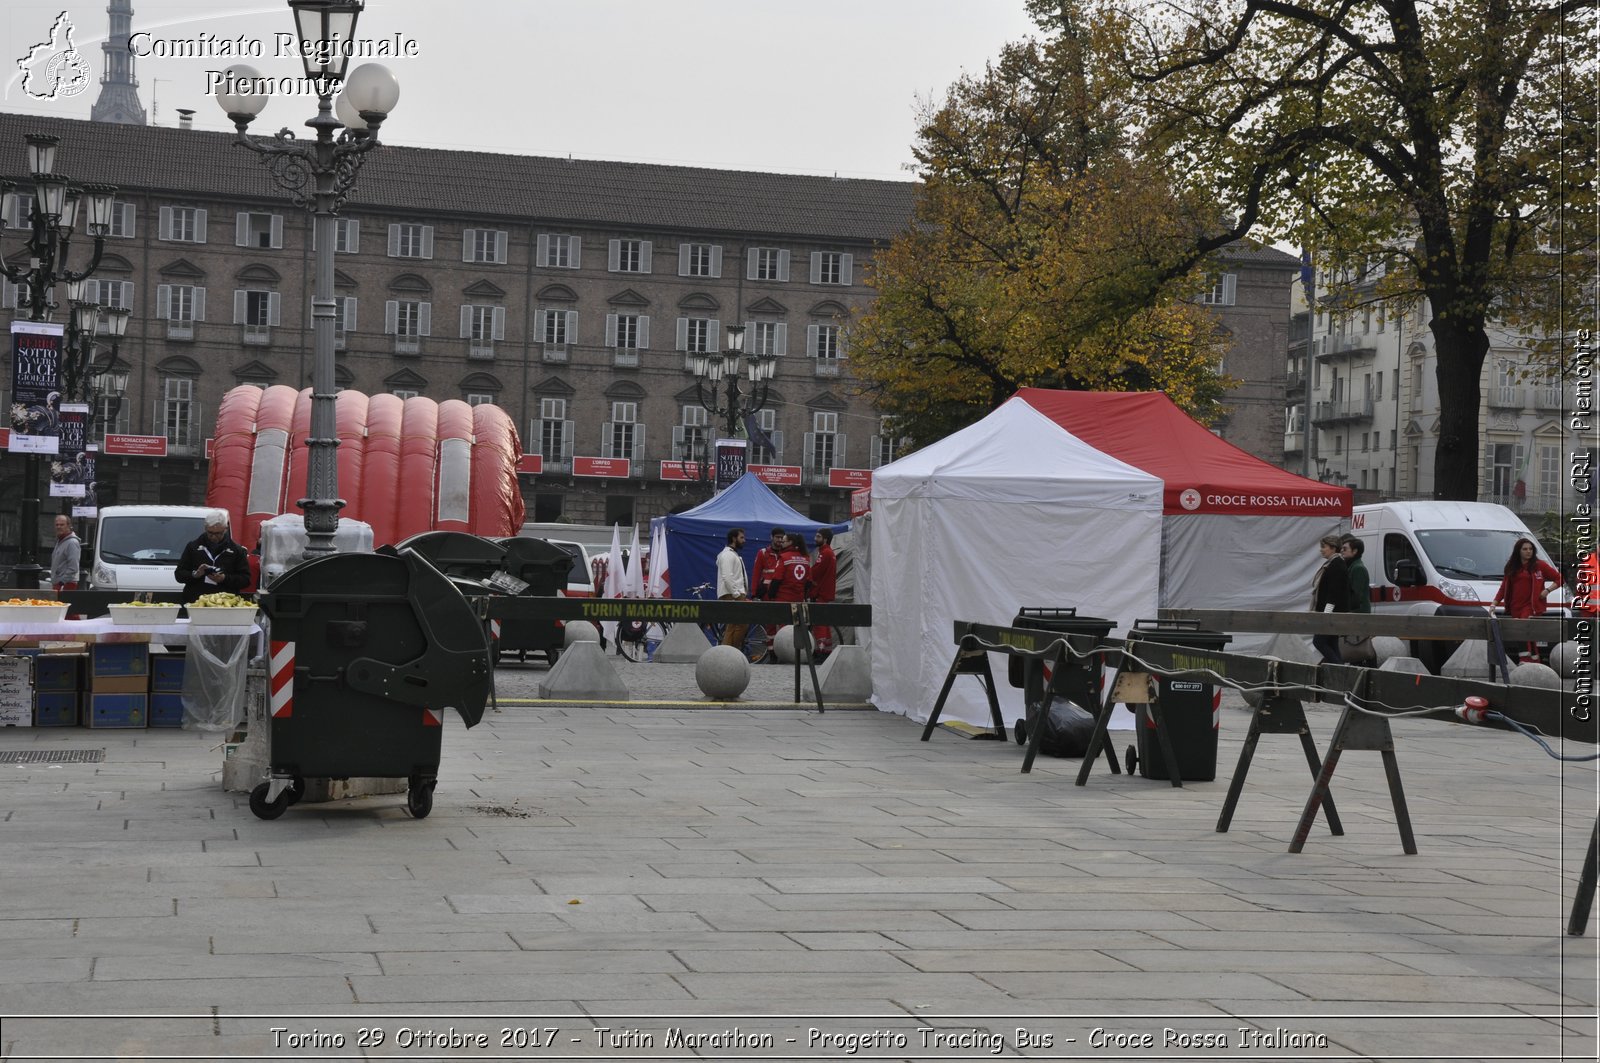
<box><xmin>71</xmin><ymin>445</ymin><xmax>99</xmax><ymax>518</ymax></box>
<box><xmin>50</xmin><ymin>403</ymin><xmax>91</xmax><ymax>497</ymax></box>
<box><xmin>9</xmin><ymin>320</ymin><xmax>64</xmax><ymax>454</ymax></box>
<box><xmin>714</xmin><ymin>438</ymin><xmax>748</xmax><ymax>494</ymax></box>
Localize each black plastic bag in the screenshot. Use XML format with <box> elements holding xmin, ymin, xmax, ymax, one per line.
<box><xmin>1016</xmin><ymin>701</ymin><xmax>1097</xmax><ymax>758</ymax></box>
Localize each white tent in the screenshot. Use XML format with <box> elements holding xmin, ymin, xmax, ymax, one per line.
<box><xmin>868</xmin><ymin>401</ymin><xmax>1164</xmax><ymax>726</ymax></box>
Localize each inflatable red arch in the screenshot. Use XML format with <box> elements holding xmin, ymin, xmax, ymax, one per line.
<box><xmin>206</xmin><ymin>385</ymin><xmax>525</xmax><ymax>550</ymax></box>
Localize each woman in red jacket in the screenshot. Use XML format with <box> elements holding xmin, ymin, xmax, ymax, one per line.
<box><xmin>1491</xmin><ymin>537</ymin><xmax>1563</xmax><ymax>662</ymax></box>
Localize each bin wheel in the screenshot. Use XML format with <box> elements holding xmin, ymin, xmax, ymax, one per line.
<box><xmin>406</xmin><ymin>783</ymin><xmax>435</xmax><ymax>819</ymax></box>
<box><xmin>1124</xmin><ymin>745</ymin><xmax>1138</xmax><ymax>776</ymax></box>
<box><xmin>545</xmin><ymin>647</ymin><xmax>561</xmax><ymax>668</ymax></box>
<box><xmin>249</xmin><ymin>782</ymin><xmax>290</xmax><ymax>820</ymax></box>
<box><xmin>283</xmin><ymin>777</ymin><xmax>306</xmax><ymax>806</ymax></box>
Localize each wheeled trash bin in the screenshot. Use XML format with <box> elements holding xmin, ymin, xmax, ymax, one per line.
<box><xmin>1008</xmin><ymin>608</ymin><xmax>1115</xmax><ymax>749</ymax></box>
<box><xmin>396</xmin><ymin>530</ymin><xmax>517</xmax><ymax>665</ymax></box>
<box><xmin>252</xmin><ymin>548</ymin><xmax>490</xmax><ymax>820</ymax></box>
<box><xmin>1123</xmin><ymin>619</ymin><xmax>1231</xmax><ymax>781</ymax></box>
<box><xmin>493</xmin><ymin>536</ymin><xmax>572</xmax><ymax>667</ymax></box>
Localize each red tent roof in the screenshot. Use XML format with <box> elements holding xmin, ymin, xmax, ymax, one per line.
<box><xmin>1012</xmin><ymin>388</ymin><xmax>1351</xmax><ymax>517</ymax></box>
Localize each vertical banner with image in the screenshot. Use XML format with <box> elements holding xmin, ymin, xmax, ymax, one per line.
<box><xmin>72</xmin><ymin>444</ymin><xmax>99</xmax><ymax>518</ymax></box>
<box><xmin>9</xmin><ymin>320</ymin><xmax>65</xmax><ymax>454</ymax></box>
<box><xmin>50</xmin><ymin>403</ymin><xmax>91</xmax><ymax>498</ymax></box>
<box><xmin>714</xmin><ymin>438</ymin><xmax>748</xmax><ymax>493</ymax></box>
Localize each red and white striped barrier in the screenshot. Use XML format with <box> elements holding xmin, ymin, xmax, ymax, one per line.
<box><xmin>269</xmin><ymin>640</ymin><xmax>295</xmax><ymax>719</ymax></box>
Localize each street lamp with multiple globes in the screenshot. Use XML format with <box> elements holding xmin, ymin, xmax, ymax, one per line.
<box><xmin>0</xmin><ymin>132</ymin><xmax>118</xmax><ymax>587</ymax></box>
<box><xmin>215</xmin><ymin>0</ymin><xmax>399</xmax><ymax>555</ymax></box>
<box><xmin>688</xmin><ymin>324</ymin><xmax>777</xmax><ymax>488</ymax></box>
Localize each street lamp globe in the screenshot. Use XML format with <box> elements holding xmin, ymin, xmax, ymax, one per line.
<box><xmin>81</xmin><ymin>184</ymin><xmax>116</xmax><ymax>236</ymax></box>
<box><xmin>33</xmin><ymin>173</ymin><xmax>67</xmax><ymax>220</ymax></box>
<box><xmin>101</xmin><ymin>305</ymin><xmax>131</xmax><ymax>340</ymax></box>
<box><xmin>24</xmin><ymin>134</ymin><xmax>58</xmax><ymax>177</ymax></box>
<box><xmin>339</xmin><ymin>63</ymin><xmax>400</xmax><ymax>120</ymax></box>
<box><xmin>215</xmin><ymin>65</ymin><xmax>269</xmax><ymax>123</ymax></box>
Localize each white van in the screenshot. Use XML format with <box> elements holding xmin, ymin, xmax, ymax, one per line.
<box><xmin>89</xmin><ymin>505</ymin><xmax>212</xmax><ymax>593</ymax></box>
<box><xmin>1347</xmin><ymin>500</ymin><xmax>1567</xmax><ymax>668</ymax></box>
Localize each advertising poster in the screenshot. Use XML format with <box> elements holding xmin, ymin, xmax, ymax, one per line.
<box><xmin>71</xmin><ymin>445</ymin><xmax>99</xmax><ymax>518</ymax></box>
<box><xmin>714</xmin><ymin>438</ymin><xmax>748</xmax><ymax>493</ymax></box>
<box><xmin>8</xmin><ymin>319</ymin><xmax>65</xmax><ymax>455</ymax></box>
<box><xmin>50</xmin><ymin>403</ymin><xmax>91</xmax><ymax>498</ymax></box>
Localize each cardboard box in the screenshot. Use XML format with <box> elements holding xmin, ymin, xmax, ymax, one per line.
<box><xmin>148</xmin><ymin>693</ymin><xmax>184</xmax><ymax>728</ymax></box>
<box><xmin>87</xmin><ymin>693</ymin><xmax>147</xmax><ymax>728</ymax></box>
<box><xmin>90</xmin><ymin>642</ymin><xmax>149</xmax><ymax>679</ymax></box>
<box><xmin>0</xmin><ymin>702</ymin><xmax>29</xmax><ymax>726</ymax></box>
<box><xmin>33</xmin><ymin>653</ymin><xmax>83</xmax><ymax>691</ymax></box>
<box><xmin>0</xmin><ymin>656</ymin><xmax>31</xmax><ymax>726</ymax></box>
<box><xmin>90</xmin><ymin>674</ymin><xmax>149</xmax><ymax>694</ymax></box>
<box><xmin>33</xmin><ymin>692</ymin><xmax>79</xmax><ymax>727</ymax></box>
<box><xmin>149</xmin><ymin>652</ymin><xmax>186</xmax><ymax>693</ymax></box>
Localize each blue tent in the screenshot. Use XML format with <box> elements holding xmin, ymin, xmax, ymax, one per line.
<box><xmin>655</xmin><ymin>473</ymin><xmax>850</xmax><ymax>599</ymax></box>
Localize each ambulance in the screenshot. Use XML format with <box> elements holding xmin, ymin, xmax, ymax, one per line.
<box><xmin>1345</xmin><ymin>500</ymin><xmax>1568</xmax><ymax>670</ymax></box>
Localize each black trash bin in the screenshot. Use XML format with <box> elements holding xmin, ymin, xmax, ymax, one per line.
<box><xmin>494</xmin><ymin>536</ymin><xmax>572</xmax><ymax>666</ymax></box>
<box><xmin>397</xmin><ymin>530</ymin><xmax>514</xmax><ymax>663</ymax></box>
<box><xmin>253</xmin><ymin>548</ymin><xmax>490</xmax><ymax>820</ymax></box>
<box><xmin>1123</xmin><ymin>619</ymin><xmax>1232</xmax><ymax>781</ymax></box>
<box><xmin>1008</xmin><ymin>608</ymin><xmax>1116</xmax><ymax>745</ymax></box>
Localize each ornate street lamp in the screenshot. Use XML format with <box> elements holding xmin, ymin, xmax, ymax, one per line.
<box><xmin>688</xmin><ymin>324</ymin><xmax>776</xmax><ymax>489</ymax></box>
<box><xmin>1</xmin><ymin>133</ymin><xmax>117</xmax><ymax>587</ymax></box>
<box><xmin>216</xmin><ymin>0</ymin><xmax>399</xmax><ymax>554</ymax></box>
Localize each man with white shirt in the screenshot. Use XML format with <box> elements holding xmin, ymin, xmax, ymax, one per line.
<box><xmin>717</xmin><ymin>527</ymin><xmax>749</xmax><ymax>648</ymax></box>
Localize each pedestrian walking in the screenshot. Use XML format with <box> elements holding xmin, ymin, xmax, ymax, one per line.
<box><xmin>1310</xmin><ymin>532</ymin><xmax>1349</xmax><ymax>663</ymax></box>
<box><xmin>1491</xmin><ymin>536</ymin><xmax>1563</xmax><ymax>662</ymax></box>
<box><xmin>809</xmin><ymin>528</ymin><xmax>837</xmax><ymax>656</ymax></box>
<box><xmin>716</xmin><ymin>527</ymin><xmax>750</xmax><ymax>650</ymax></box>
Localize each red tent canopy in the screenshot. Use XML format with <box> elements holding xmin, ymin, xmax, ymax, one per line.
<box><xmin>1013</xmin><ymin>388</ymin><xmax>1351</xmax><ymax>517</ymax></box>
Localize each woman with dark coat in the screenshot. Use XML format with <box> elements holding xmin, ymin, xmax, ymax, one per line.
<box><xmin>1310</xmin><ymin>533</ymin><xmax>1349</xmax><ymax>663</ymax></box>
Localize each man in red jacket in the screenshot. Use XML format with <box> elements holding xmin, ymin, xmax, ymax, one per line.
<box><xmin>810</xmin><ymin>528</ymin><xmax>838</xmax><ymax>656</ymax></box>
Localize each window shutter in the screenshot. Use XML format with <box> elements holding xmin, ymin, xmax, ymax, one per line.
<box><xmin>774</xmin><ymin>322</ymin><xmax>787</xmax><ymax>356</ymax></box>
<box><xmin>462</xmin><ymin>228</ymin><xmax>475</xmax><ymax>263</ymax></box>
<box><xmin>419</xmin><ymin>302</ymin><xmax>432</xmax><ymax>336</ymax></box>
<box><xmin>605</xmin><ymin>313</ymin><xmax>617</xmax><ymax>347</ymax></box>
<box><xmin>778</xmin><ymin>250</ymin><xmax>790</xmax><ymax>282</ymax></box>
<box><xmin>809</xmin><ymin>252</ymin><xmax>822</xmax><ymax>284</ymax></box>
<box><xmin>633</xmin><ymin>424</ymin><xmax>646</xmax><ymax>463</ymax></box>
<box><xmin>639</xmin><ymin>240</ymin><xmax>651</xmax><ymax>273</ymax></box>
<box><xmin>537</xmin><ymin>233</ymin><xmax>550</xmax><ymax>266</ymax></box>
<box><xmin>747</xmin><ymin>248</ymin><xmax>759</xmax><ymax>280</ymax></box>
<box><xmin>267</xmin><ymin>291</ymin><xmax>281</xmax><ymax>326</ymax></box>
<box><xmin>492</xmin><ymin>305</ymin><xmax>505</xmax><ymax>341</ymax></box>
<box><xmin>159</xmin><ymin>205</ymin><xmax>173</xmax><ymax>240</ymax></box>
<box><xmin>807</xmin><ymin>324</ymin><xmax>819</xmax><ymax>357</ymax></box>
<box><xmin>388</xmin><ymin>224</ymin><xmax>400</xmax><ymax>257</ymax></box>
<box><xmin>676</xmin><ymin>317</ymin><xmax>688</xmax><ymax>351</ymax></box>
<box><xmin>270</xmin><ymin>215</ymin><xmax>284</xmax><ymax>249</ymax></box>
<box><xmin>840</xmin><ymin>253</ymin><xmax>854</xmax><ymax>285</ymax></box>
<box><xmin>709</xmin><ymin>245</ymin><xmax>722</xmax><ymax>278</ymax></box>
<box><xmin>194</xmin><ymin>287</ymin><xmax>206</xmax><ymax>321</ymax></box>
<box><xmin>803</xmin><ymin>432</ymin><xmax>815</xmax><ymax>472</ymax></box>
<box><xmin>345</xmin><ymin>296</ymin><xmax>357</xmax><ymax>332</ymax></box>
<box><xmin>346</xmin><ymin>220</ymin><xmax>360</xmax><ymax>254</ymax></box>
<box><xmin>235</xmin><ymin>212</ymin><xmax>248</xmax><ymax>246</ymax></box>
<box><xmin>157</xmin><ymin>284</ymin><xmax>170</xmax><ymax>319</ymax></box>
<box><xmin>708</xmin><ymin>319</ymin><xmax>721</xmax><ymax>353</ymax></box>
<box><xmin>568</xmin><ymin>236</ymin><xmax>581</xmax><ymax>270</ymax></box>
<box><xmin>1482</xmin><ymin>443</ymin><xmax>1495</xmax><ymax>496</ymax></box>
<box><xmin>385</xmin><ymin>299</ymin><xmax>398</xmax><ymax>335</ymax></box>
<box><xmin>420</xmin><ymin>226</ymin><xmax>433</xmax><ymax>259</ymax></box>
<box><xmin>122</xmin><ymin>283</ymin><xmax>136</xmax><ymax>312</ymax></box>
<box><xmin>120</xmin><ymin>202</ymin><xmax>135</xmax><ymax>237</ymax></box>
<box><xmin>495</xmin><ymin>231</ymin><xmax>507</xmax><ymax>264</ymax></box>
<box><xmin>460</xmin><ymin>304</ymin><xmax>472</xmax><ymax>338</ymax></box>
<box><xmin>564</xmin><ymin>310</ymin><xmax>577</xmax><ymax>342</ymax></box>
<box><xmin>835</xmin><ymin>432</ymin><xmax>847</xmax><ymax>464</ymax></box>
<box><xmin>601</xmin><ymin>424</ymin><xmax>614</xmax><ymax>459</ymax></box>
<box><xmin>678</xmin><ymin>243</ymin><xmax>690</xmax><ymax>276</ymax></box>
<box><xmin>638</xmin><ymin>315</ymin><xmax>650</xmax><ymax>350</ymax></box>
<box><xmin>608</xmin><ymin>239</ymin><xmax>621</xmax><ymax>272</ymax></box>
<box><xmin>836</xmin><ymin>328</ymin><xmax>847</xmax><ymax>357</ymax></box>
<box><xmin>233</xmin><ymin>290</ymin><xmax>246</xmax><ymax>324</ymax></box>
<box><xmin>82</xmin><ymin>279</ymin><xmax>100</xmax><ymax>305</ymax></box>
<box><xmin>195</xmin><ymin>209</ymin><xmax>207</xmax><ymax>242</ymax></box>
<box><xmin>1223</xmin><ymin>273</ymin><xmax>1237</xmax><ymax>305</ymax></box>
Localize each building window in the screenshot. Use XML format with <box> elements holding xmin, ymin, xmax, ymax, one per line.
<box><xmin>464</xmin><ymin>228</ymin><xmax>508</xmax><ymax>265</ymax></box>
<box><xmin>748</xmin><ymin>408</ymin><xmax>780</xmax><ymax>465</ymax></box>
<box><xmin>391</xmin><ymin>389</ymin><xmax>419</xmax><ymax>400</ymax></box>
<box><xmin>332</xmin><ymin>296</ymin><xmax>356</xmax><ymax>348</ymax></box>
<box><xmin>109</xmin><ymin>201</ymin><xmax>135</xmax><ymax>239</ymax></box>
<box><xmin>750</xmin><ymin>321</ymin><xmax>786</xmax><ymax>357</ymax></box>
<box><xmin>466</xmin><ymin>392</ymin><xmax>496</xmax><ymax>407</ymax></box>
<box><xmin>157</xmin><ymin>284</ymin><xmax>205</xmax><ymax>339</ymax></box>
<box><xmin>1199</xmin><ymin>272</ymin><xmax>1237</xmax><ymax>306</ymax></box>
<box><xmin>159</xmin><ymin>206</ymin><xmax>207</xmax><ymax>243</ymax></box>
<box><xmin>602</xmin><ymin>401</ymin><xmax>642</xmax><ymax>461</ymax></box>
<box><xmin>90</xmin><ymin>279</ymin><xmax>134</xmax><ymax>310</ymax></box>
<box><xmin>608</xmin><ymin>239</ymin><xmax>651</xmax><ymax>273</ymax></box>
<box><xmin>236</xmin><ymin>211</ymin><xmax>283</xmax><ymax>249</ymax></box>
<box><xmin>673</xmin><ymin>405</ymin><xmax>710</xmax><ymax>462</ymax></box>
<box><xmin>538</xmin><ymin>234</ymin><xmax>581</xmax><ymax>269</ymax></box>
<box><xmin>92</xmin><ymin>372</ymin><xmax>129</xmax><ymax>440</ymax></box>
<box><xmin>871</xmin><ymin>417</ymin><xmax>903</xmax><ymax>469</ymax></box>
<box><xmin>749</xmin><ymin>247</ymin><xmax>790</xmax><ymax>282</ymax></box>
<box><xmin>387</xmin><ymin>223</ymin><xmax>434</xmax><ymax>259</ymax></box>
<box><xmin>160</xmin><ymin>376</ymin><xmax>197</xmax><ymax>450</ymax></box>
<box><xmin>680</xmin><ymin>317</ymin><xmax>713</xmax><ymax>354</ymax></box>
<box><xmin>540</xmin><ymin>308</ymin><xmax>576</xmax><ymax>362</ymax></box>
<box><xmin>809</xmin><ymin>323</ymin><xmax>842</xmax><ymax>375</ymax></box>
<box><xmin>385</xmin><ymin>299</ymin><xmax>431</xmax><ymax>355</ymax></box>
<box><xmin>805</xmin><ymin>411</ymin><xmax>840</xmax><ymax>476</ymax></box>
<box><xmin>606</xmin><ymin>313</ymin><xmax>649</xmax><ymax>367</ymax></box>
<box><xmin>538</xmin><ymin>397</ymin><xmax>572</xmax><ymax>466</ymax></box>
<box><xmin>810</xmin><ymin>251</ymin><xmax>852</xmax><ymax>286</ymax></box>
<box><xmin>234</xmin><ymin>288</ymin><xmax>280</xmax><ymax>344</ymax></box>
<box><xmin>334</xmin><ymin>218</ymin><xmax>360</xmax><ymax>254</ymax></box>
<box><xmin>679</xmin><ymin>242</ymin><xmax>721</xmax><ymax>278</ymax></box>
<box><xmin>461</xmin><ymin>304</ymin><xmax>505</xmax><ymax>359</ymax></box>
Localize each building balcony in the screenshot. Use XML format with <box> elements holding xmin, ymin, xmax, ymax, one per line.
<box><xmin>541</xmin><ymin>343</ymin><xmax>568</xmax><ymax>363</ymax></box>
<box><xmin>165</xmin><ymin>319</ymin><xmax>194</xmax><ymax>341</ymax></box>
<box><xmin>1285</xmin><ymin>368</ymin><xmax>1305</xmax><ymax>394</ymax></box>
<box><xmin>467</xmin><ymin>339</ymin><xmax>495</xmax><ymax>361</ymax></box>
<box><xmin>814</xmin><ymin>357</ymin><xmax>843</xmax><ymax>378</ymax></box>
<box><xmin>1313</xmin><ymin>397</ymin><xmax>1375</xmax><ymax>424</ymax></box>
<box><xmin>1533</xmin><ymin>386</ymin><xmax>1563</xmax><ymax>410</ymax></box>
<box><xmin>1487</xmin><ymin>385</ymin><xmax>1523</xmax><ymax>409</ymax></box>
<box><xmin>393</xmin><ymin>335</ymin><xmax>421</xmax><ymax>356</ymax></box>
<box><xmin>1284</xmin><ymin>430</ymin><xmax>1305</xmax><ymax>455</ymax></box>
<box><xmin>242</xmin><ymin>323</ymin><xmax>271</xmax><ymax>345</ymax></box>
<box><xmin>613</xmin><ymin>348</ymin><xmax>641</xmax><ymax>369</ymax></box>
<box><xmin>1313</xmin><ymin>334</ymin><xmax>1378</xmax><ymax>361</ymax></box>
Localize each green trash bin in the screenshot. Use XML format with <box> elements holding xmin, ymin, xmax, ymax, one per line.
<box><xmin>1008</xmin><ymin>607</ymin><xmax>1116</xmax><ymax>743</ymax></box>
<box><xmin>253</xmin><ymin>548</ymin><xmax>490</xmax><ymax>820</ymax></box>
<box><xmin>1124</xmin><ymin>619</ymin><xmax>1232</xmax><ymax>781</ymax></box>
<box><xmin>493</xmin><ymin>536</ymin><xmax>572</xmax><ymax>667</ymax></box>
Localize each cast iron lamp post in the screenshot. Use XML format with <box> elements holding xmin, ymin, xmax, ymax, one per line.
<box><xmin>215</xmin><ymin>0</ymin><xmax>398</xmax><ymax>554</ymax></box>
<box><xmin>688</xmin><ymin>324</ymin><xmax>776</xmax><ymax>488</ymax></box>
<box><xmin>0</xmin><ymin>132</ymin><xmax>117</xmax><ymax>587</ymax></box>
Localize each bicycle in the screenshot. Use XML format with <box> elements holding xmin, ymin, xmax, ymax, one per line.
<box><xmin>629</xmin><ymin>582</ymin><xmax>767</xmax><ymax>664</ymax></box>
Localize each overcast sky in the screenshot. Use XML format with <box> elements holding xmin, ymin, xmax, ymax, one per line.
<box><xmin>3</xmin><ymin>1</ymin><xmax>1041</xmax><ymax>179</ymax></box>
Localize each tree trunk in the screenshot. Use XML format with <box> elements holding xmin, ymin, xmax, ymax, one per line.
<box><xmin>1430</xmin><ymin>318</ymin><xmax>1491</xmax><ymax>500</ymax></box>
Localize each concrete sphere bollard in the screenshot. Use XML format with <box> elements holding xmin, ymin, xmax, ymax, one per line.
<box><xmin>1372</xmin><ymin>636</ymin><xmax>1409</xmax><ymax>664</ymax></box>
<box><xmin>771</xmin><ymin>624</ymin><xmax>813</xmax><ymax>664</ymax></box>
<box><xmin>1547</xmin><ymin>641</ymin><xmax>1580</xmax><ymax>678</ymax></box>
<box><xmin>1509</xmin><ymin>661</ymin><xmax>1562</xmax><ymax>689</ymax></box>
<box><xmin>564</xmin><ymin>621</ymin><xmax>602</xmax><ymax>647</ymax></box>
<box><xmin>696</xmin><ymin>644</ymin><xmax>750</xmax><ymax>700</ymax></box>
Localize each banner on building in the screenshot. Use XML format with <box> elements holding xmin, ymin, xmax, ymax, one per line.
<box><xmin>8</xmin><ymin>320</ymin><xmax>65</xmax><ymax>454</ymax></box>
<box><xmin>50</xmin><ymin>402</ymin><xmax>91</xmax><ymax>497</ymax></box>
<box><xmin>714</xmin><ymin>438</ymin><xmax>747</xmax><ymax>493</ymax></box>
<box><xmin>71</xmin><ymin>444</ymin><xmax>99</xmax><ymax>518</ymax></box>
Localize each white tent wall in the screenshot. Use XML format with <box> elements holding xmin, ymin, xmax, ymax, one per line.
<box><xmin>1159</xmin><ymin>514</ymin><xmax>1347</xmax><ymax>655</ymax></box>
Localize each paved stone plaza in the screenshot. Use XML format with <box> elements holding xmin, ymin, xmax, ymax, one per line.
<box><xmin>0</xmin><ymin>655</ymin><xmax>1596</xmax><ymax>1061</ymax></box>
